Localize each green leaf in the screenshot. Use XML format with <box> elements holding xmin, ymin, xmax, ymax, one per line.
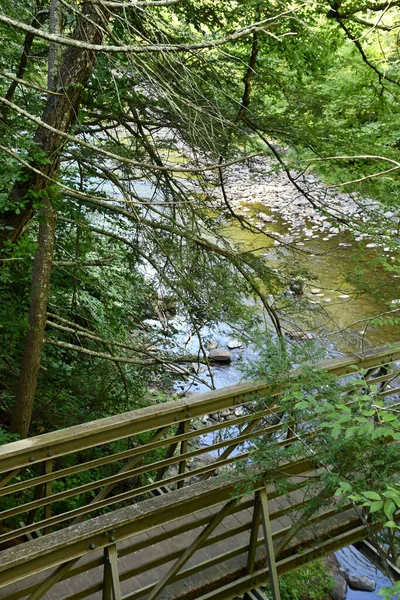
<box><xmin>294</xmin><ymin>401</ymin><xmax>309</xmax><ymax>410</ymax></box>
<box><xmin>383</xmin><ymin>521</ymin><xmax>398</xmax><ymax>529</ymax></box>
<box><xmin>362</xmin><ymin>491</ymin><xmax>381</xmax><ymax>500</ymax></box>
<box><xmin>369</xmin><ymin>500</ymin><xmax>384</xmax><ymax>513</ymax></box>
<box><xmin>384</xmin><ymin>499</ymin><xmax>396</xmax><ymax>519</ymax></box>
<box><xmin>382</xmin><ymin>490</ymin><xmax>399</xmax><ymax>500</ymax></box>
<box><xmin>339</xmin><ymin>481</ymin><xmax>352</xmax><ymax>491</ymax></box>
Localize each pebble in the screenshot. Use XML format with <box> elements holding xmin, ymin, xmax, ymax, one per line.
<box><xmin>338</xmin><ymin>294</ymin><xmax>350</xmax><ymax>299</ymax></box>
<box><xmin>310</xmin><ymin>289</ymin><xmax>321</xmax><ymax>294</ymax></box>
<box><xmin>366</xmin><ymin>243</ymin><xmax>378</xmax><ymax>248</ymax></box>
<box><xmin>323</xmin><ymin>298</ymin><xmax>331</xmax><ymax>302</ymax></box>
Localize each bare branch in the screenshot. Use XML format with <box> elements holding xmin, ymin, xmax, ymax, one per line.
<box><xmin>0</xmin><ymin>8</ymin><xmax>301</xmax><ymax>54</ymax></box>
<box><xmin>0</xmin><ymin>105</ymin><xmax>262</xmax><ymax>173</ymax></box>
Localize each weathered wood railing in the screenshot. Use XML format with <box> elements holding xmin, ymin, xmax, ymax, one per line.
<box><xmin>0</xmin><ymin>458</ymin><xmax>394</xmax><ymax>600</ymax></box>
<box><xmin>1</xmin><ymin>343</ymin><xmax>400</xmax><ymax>551</ymax></box>
<box><xmin>0</xmin><ymin>343</ymin><xmax>400</xmax><ymax>599</ymax></box>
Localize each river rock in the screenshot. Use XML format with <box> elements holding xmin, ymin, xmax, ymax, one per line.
<box><xmin>206</xmin><ymin>340</ymin><xmax>219</xmax><ymax>350</ymax></box>
<box><xmin>330</xmin><ymin>574</ymin><xmax>347</xmax><ymax>600</ymax></box>
<box><xmin>257</xmin><ymin>212</ymin><xmax>274</xmax><ymax>223</ymax></box>
<box><xmin>227</xmin><ymin>339</ymin><xmax>243</xmax><ymax>349</ymax></box>
<box><xmin>208</xmin><ymin>348</ymin><xmax>232</xmax><ymax>364</ymax></box>
<box><xmin>310</xmin><ymin>288</ymin><xmax>321</xmax><ymax>294</ymax></box>
<box><xmin>284</xmin><ymin>330</ymin><xmax>312</xmax><ymax>341</ymax></box>
<box><xmin>347</xmin><ymin>573</ymin><xmax>376</xmax><ymax>592</ymax></box>
<box><xmin>289</xmin><ymin>278</ymin><xmax>305</xmax><ymax>295</ymax></box>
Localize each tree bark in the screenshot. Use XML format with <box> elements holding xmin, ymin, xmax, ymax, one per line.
<box><xmin>3</xmin><ymin>9</ymin><xmax>49</xmax><ymax>109</ymax></box>
<box><xmin>47</xmin><ymin>0</ymin><xmax>63</xmax><ymax>93</ymax></box>
<box><xmin>10</xmin><ymin>198</ymin><xmax>56</xmax><ymax>437</ymax></box>
<box><xmin>8</xmin><ymin>2</ymin><xmax>110</xmax><ymax>436</ymax></box>
<box><xmin>0</xmin><ymin>2</ymin><xmax>109</xmax><ymax>249</ymax></box>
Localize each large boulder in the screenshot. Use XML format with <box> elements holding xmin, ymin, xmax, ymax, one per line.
<box><xmin>330</xmin><ymin>574</ymin><xmax>347</xmax><ymax>600</ymax></box>
<box><xmin>208</xmin><ymin>348</ymin><xmax>232</xmax><ymax>364</ymax></box>
<box><xmin>347</xmin><ymin>573</ymin><xmax>376</xmax><ymax>591</ymax></box>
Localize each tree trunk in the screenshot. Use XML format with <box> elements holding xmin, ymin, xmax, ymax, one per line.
<box><xmin>8</xmin><ymin>2</ymin><xmax>109</xmax><ymax>436</ymax></box>
<box><xmin>0</xmin><ymin>2</ymin><xmax>109</xmax><ymax>249</ymax></box>
<box><xmin>10</xmin><ymin>198</ymin><xmax>56</xmax><ymax>437</ymax></box>
<box><xmin>47</xmin><ymin>0</ymin><xmax>63</xmax><ymax>93</ymax></box>
<box><xmin>3</xmin><ymin>9</ymin><xmax>49</xmax><ymax>109</ymax></box>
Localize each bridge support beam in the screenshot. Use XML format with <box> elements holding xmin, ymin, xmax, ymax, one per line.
<box><xmin>260</xmin><ymin>488</ymin><xmax>281</xmax><ymax>600</ymax></box>
<box><xmin>103</xmin><ymin>544</ymin><xmax>121</xmax><ymax>600</ymax></box>
<box><xmin>247</xmin><ymin>492</ymin><xmax>262</xmax><ymax>574</ymax></box>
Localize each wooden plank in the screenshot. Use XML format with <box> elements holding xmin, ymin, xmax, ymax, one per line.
<box><xmin>148</xmin><ymin>498</ymin><xmax>239</xmax><ymax>599</ymax></box>
<box><xmin>0</xmin><ymin>459</ymin><xmax>316</xmax><ymax>587</ymax></box>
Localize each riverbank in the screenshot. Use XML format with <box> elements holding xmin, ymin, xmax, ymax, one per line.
<box><xmin>213</xmin><ymin>156</ymin><xmax>399</xmax><ymax>249</ymax></box>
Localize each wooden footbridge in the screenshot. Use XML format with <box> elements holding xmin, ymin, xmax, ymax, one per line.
<box><xmin>0</xmin><ymin>344</ymin><xmax>400</xmax><ymax>600</ymax></box>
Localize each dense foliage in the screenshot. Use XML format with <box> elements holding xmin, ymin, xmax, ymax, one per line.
<box><xmin>0</xmin><ymin>0</ymin><xmax>399</xmax><ymax>434</ymax></box>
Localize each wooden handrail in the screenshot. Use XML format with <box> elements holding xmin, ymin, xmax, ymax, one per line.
<box><xmin>0</xmin><ymin>342</ymin><xmax>399</xmax><ymax>555</ymax></box>
<box><xmin>1</xmin><ymin>342</ymin><xmax>400</xmax><ymax>470</ymax></box>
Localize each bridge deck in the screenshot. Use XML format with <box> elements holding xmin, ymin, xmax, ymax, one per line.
<box><xmin>0</xmin><ymin>470</ymin><xmax>368</xmax><ymax>600</ymax></box>
<box><xmin>0</xmin><ymin>344</ymin><xmax>399</xmax><ymax>600</ymax></box>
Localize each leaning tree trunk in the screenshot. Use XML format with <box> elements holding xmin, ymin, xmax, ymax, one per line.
<box><xmin>0</xmin><ymin>2</ymin><xmax>109</xmax><ymax>249</ymax></box>
<box><xmin>11</xmin><ymin>198</ymin><xmax>56</xmax><ymax>437</ymax></box>
<box><xmin>9</xmin><ymin>2</ymin><xmax>109</xmax><ymax>437</ymax></box>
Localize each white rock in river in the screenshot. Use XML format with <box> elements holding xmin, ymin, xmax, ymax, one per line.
<box><xmin>206</xmin><ymin>340</ymin><xmax>219</xmax><ymax>350</ymax></box>
<box><xmin>338</xmin><ymin>294</ymin><xmax>350</xmax><ymax>299</ymax></box>
<box><xmin>366</xmin><ymin>243</ymin><xmax>377</xmax><ymax>248</ymax></box>
<box><xmin>310</xmin><ymin>288</ymin><xmax>321</xmax><ymax>294</ymax></box>
<box><xmin>227</xmin><ymin>339</ymin><xmax>243</xmax><ymax>349</ymax></box>
<box><xmin>208</xmin><ymin>348</ymin><xmax>232</xmax><ymax>364</ymax></box>
<box><xmin>257</xmin><ymin>212</ymin><xmax>274</xmax><ymax>223</ymax></box>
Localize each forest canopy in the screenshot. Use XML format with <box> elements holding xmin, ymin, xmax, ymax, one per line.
<box><xmin>0</xmin><ymin>0</ymin><xmax>400</xmax><ymax>438</ymax></box>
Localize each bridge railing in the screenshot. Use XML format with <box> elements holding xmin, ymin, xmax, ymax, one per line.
<box><xmin>0</xmin><ymin>343</ymin><xmax>400</xmax><ymax>549</ymax></box>
<box><xmin>0</xmin><ymin>460</ymin><xmax>387</xmax><ymax>600</ymax></box>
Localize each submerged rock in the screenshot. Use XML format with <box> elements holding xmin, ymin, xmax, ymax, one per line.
<box><xmin>206</xmin><ymin>340</ymin><xmax>219</xmax><ymax>350</ymax></box>
<box><xmin>257</xmin><ymin>211</ymin><xmax>274</xmax><ymax>223</ymax></box>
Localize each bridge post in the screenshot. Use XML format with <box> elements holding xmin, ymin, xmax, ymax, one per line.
<box><xmin>178</xmin><ymin>419</ymin><xmax>190</xmax><ymax>489</ymax></box>
<box><xmin>103</xmin><ymin>544</ymin><xmax>121</xmax><ymax>600</ymax></box>
<box><xmin>247</xmin><ymin>491</ymin><xmax>262</xmax><ymax>574</ymax></box>
<box><xmin>260</xmin><ymin>488</ymin><xmax>281</xmax><ymax>600</ymax></box>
